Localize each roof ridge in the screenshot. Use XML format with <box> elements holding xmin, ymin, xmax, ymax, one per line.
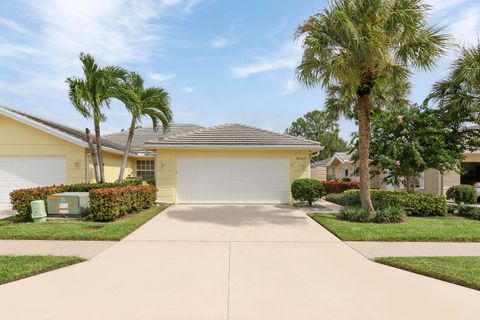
<box><xmin>232</xmin><ymin>123</ymin><xmax>321</xmax><ymax>145</ymax></box>
<box><xmin>160</xmin><ymin>124</ymin><xmax>220</xmax><ymax>141</ymax></box>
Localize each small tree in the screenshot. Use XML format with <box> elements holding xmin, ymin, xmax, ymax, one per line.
<box><xmin>446</xmin><ymin>185</ymin><xmax>477</xmax><ymax>205</ymax></box>
<box><xmin>291</xmin><ymin>179</ymin><xmax>325</xmax><ymax>206</ymax></box>
<box><xmin>285</xmin><ymin>110</ymin><xmax>348</xmax><ymax>162</ymax></box>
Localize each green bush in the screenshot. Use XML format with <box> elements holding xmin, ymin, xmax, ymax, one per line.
<box><xmin>457</xmin><ymin>205</ymin><xmax>480</xmax><ymax>220</ymax></box>
<box><xmin>89</xmin><ymin>185</ymin><xmax>156</xmax><ymax>221</ymax></box>
<box><xmin>291</xmin><ymin>179</ymin><xmax>325</xmax><ymax>206</ymax></box>
<box><xmin>339</xmin><ymin>206</ymin><xmax>369</xmax><ymax>222</ymax></box>
<box><xmin>9</xmin><ymin>181</ymin><xmax>141</xmax><ymax>220</ymax></box>
<box><xmin>325</xmin><ymin>189</ymin><xmax>447</xmax><ymax>216</ymax></box>
<box><xmin>446</xmin><ymin>185</ymin><xmax>477</xmax><ymax>205</ymax></box>
<box><xmin>374</xmin><ymin>207</ymin><xmax>406</xmax><ymax>223</ymax></box>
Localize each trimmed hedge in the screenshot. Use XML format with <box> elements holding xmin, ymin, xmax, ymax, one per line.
<box><xmin>446</xmin><ymin>185</ymin><xmax>477</xmax><ymax>205</ymax></box>
<box><xmin>89</xmin><ymin>185</ymin><xmax>156</xmax><ymax>221</ymax></box>
<box><xmin>326</xmin><ymin>189</ymin><xmax>447</xmax><ymax>216</ymax></box>
<box><xmin>339</xmin><ymin>205</ymin><xmax>406</xmax><ymax>223</ymax></box>
<box><xmin>10</xmin><ymin>181</ymin><xmax>141</xmax><ymax>220</ymax></box>
<box><xmin>323</xmin><ymin>180</ymin><xmax>359</xmax><ymax>194</ymax></box>
<box><xmin>457</xmin><ymin>205</ymin><xmax>480</xmax><ymax>220</ymax></box>
<box><xmin>291</xmin><ymin>178</ymin><xmax>325</xmax><ymax>206</ymax></box>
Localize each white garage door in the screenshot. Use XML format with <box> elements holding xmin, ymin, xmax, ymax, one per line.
<box><xmin>177</xmin><ymin>157</ymin><xmax>290</xmax><ymax>204</ymax></box>
<box><xmin>0</xmin><ymin>156</ymin><xmax>66</xmax><ymax>204</ymax></box>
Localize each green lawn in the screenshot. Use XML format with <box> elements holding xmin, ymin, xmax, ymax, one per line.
<box><xmin>0</xmin><ymin>206</ymin><xmax>165</xmax><ymax>241</ymax></box>
<box><xmin>0</xmin><ymin>255</ymin><xmax>84</xmax><ymax>285</ymax></box>
<box><xmin>376</xmin><ymin>256</ymin><xmax>480</xmax><ymax>291</ymax></box>
<box><xmin>311</xmin><ymin>214</ymin><xmax>480</xmax><ymax>241</ymax></box>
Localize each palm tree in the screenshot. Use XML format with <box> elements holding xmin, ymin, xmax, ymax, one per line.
<box><xmin>66</xmin><ymin>53</ymin><xmax>128</xmax><ymax>182</ymax></box>
<box><xmin>425</xmin><ymin>41</ymin><xmax>480</xmax><ymax>123</ymax></box>
<box><xmin>295</xmin><ymin>0</ymin><xmax>448</xmax><ymax>218</ymax></box>
<box><xmin>117</xmin><ymin>72</ymin><xmax>173</xmax><ymax>182</ymax></box>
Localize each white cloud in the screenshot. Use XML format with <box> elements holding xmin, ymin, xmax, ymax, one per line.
<box><xmin>426</xmin><ymin>0</ymin><xmax>469</xmax><ymax>15</ymax></box>
<box><xmin>231</xmin><ymin>41</ymin><xmax>301</xmax><ymax>78</ymax></box>
<box><xmin>447</xmin><ymin>5</ymin><xmax>480</xmax><ymax>46</ymax></box>
<box><xmin>0</xmin><ymin>40</ymin><xmax>39</xmax><ymax>57</ymax></box>
<box><xmin>185</xmin><ymin>0</ymin><xmax>203</xmax><ymax>13</ymax></box>
<box><xmin>182</xmin><ymin>86</ymin><xmax>195</xmax><ymax>93</ymax></box>
<box><xmin>281</xmin><ymin>80</ymin><xmax>296</xmax><ymax>96</ymax></box>
<box><xmin>0</xmin><ymin>17</ymin><xmax>28</xmax><ymax>34</ymax></box>
<box><xmin>210</xmin><ymin>36</ymin><xmax>230</xmax><ymax>48</ymax></box>
<box><xmin>150</xmin><ymin>73</ymin><xmax>176</xmax><ymax>83</ymax></box>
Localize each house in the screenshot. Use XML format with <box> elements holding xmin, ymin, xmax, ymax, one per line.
<box><xmin>0</xmin><ymin>105</ymin><xmax>322</xmax><ymax>205</ymax></box>
<box><xmin>312</xmin><ymin>151</ymin><xmax>468</xmax><ymax>195</ymax></box>
<box><xmin>145</xmin><ymin>124</ymin><xmax>321</xmax><ymax>204</ymax></box>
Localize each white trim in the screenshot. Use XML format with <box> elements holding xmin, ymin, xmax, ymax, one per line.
<box><xmin>145</xmin><ymin>144</ymin><xmax>323</xmax><ymax>150</ymax></box>
<box><xmin>0</xmin><ymin>106</ymin><xmax>89</xmax><ymax>148</ymax></box>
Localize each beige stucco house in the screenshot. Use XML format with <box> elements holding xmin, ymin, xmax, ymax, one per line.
<box><xmin>311</xmin><ymin>151</ymin><xmax>477</xmax><ymax>195</ymax></box>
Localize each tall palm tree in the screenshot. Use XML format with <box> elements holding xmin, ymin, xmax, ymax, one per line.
<box><xmin>295</xmin><ymin>0</ymin><xmax>448</xmax><ymax>218</ymax></box>
<box><xmin>425</xmin><ymin>41</ymin><xmax>480</xmax><ymax>123</ymax></box>
<box><xmin>117</xmin><ymin>72</ymin><xmax>173</xmax><ymax>182</ymax></box>
<box><xmin>66</xmin><ymin>53</ymin><xmax>128</xmax><ymax>182</ymax></box>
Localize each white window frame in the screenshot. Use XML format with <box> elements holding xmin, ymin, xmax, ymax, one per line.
<box><xmin>136</xmin><ymin>160</ymin><xmax>155</xmax><ymax>181</ymax></box>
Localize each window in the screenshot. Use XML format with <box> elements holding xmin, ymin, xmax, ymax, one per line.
<box><xmin>344</xmin><ymin>168</ymin><xmax>349</xmax><ymax>177</ymax></box>
<box><xmin>136</xmin><ymin>160</ymin><xmax>155</xmax><ymax>182</ymax></box>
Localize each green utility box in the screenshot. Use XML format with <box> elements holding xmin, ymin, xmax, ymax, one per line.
<box><xmin>31</xmin><ymin>200</ymin><xmax>47</xmax><ymax>223</ymax></box>
<box><xmin>47</xmin><ymin>192</ymin><xmax>90</xmax><ymax>218</ymax></box>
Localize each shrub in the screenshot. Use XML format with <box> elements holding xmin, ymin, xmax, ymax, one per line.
<box><xmin>340</xmin><ymin>177</ymin><xmax>352</xmax><ymax>182</ymax></box>
<box><xmin>446</xmin><ymin>185</ymin><xmax>477</xmax><ymax>205</ymax></box>
<box><xmin>89</xmin><ymin>185</ymin><xmax>156</xmax><ymax>221</ymax></box>
<box><xmin>325</xmin><ymin>189</ymin><xmax>447</xmax><ymax>216</ymax></box>
<box><xmin>457</xmin><ymin>205</ymin><xmax>480</xmax><ymax>220</ymax></box>
<box><xmin>9</xmin><ymin>181</ymin><xmax>141</xmax><ymax>220</ymax></box>
<box><xmin>322</xmin><ymin>180</ymin><xmax>359</xmax><ymax>194</ymax></box>
<box><xmin>339</xmin><ymin>206</ymin><xmax>369</xmax><ymax>222</ymax></box>
<box><xmin>374</xmin><ymin>207</ymin><xmax>406</xmax><ymax>223</ymax></box>
<box><xmin>291</xmin><ymin>179</ymin><xmax>325</xmax><ymax>206</ymax></box>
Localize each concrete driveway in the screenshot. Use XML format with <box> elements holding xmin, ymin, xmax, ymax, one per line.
<box><xmin>0</xmin><ymin>205</ymin><xmax>479</xmax><ymax>320</ymax></box>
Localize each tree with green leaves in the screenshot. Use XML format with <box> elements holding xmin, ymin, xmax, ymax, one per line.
<box><xmin>66</xmin><ymin>53</ymin><xmax>128</xmax><ymax>182</ymax></box>
<box><xmin>367</xmin><ymin>105</ymin><xmax>480</xmax><ymax>191</ymax></box>
<box><xmin>425</xmin><ymin>41</ymin><xmax>480</xmax><ymax>124</ymax></box>
<box><xmin>117</xmin><ymin>72</ymin><xmax>173</xmax><ymax>181</ymax></box>
<box><xmin>295</xmin><ymin>0</ymin><xmax>448</xmax><ymax>218</ymax></box>
<box><xmin>285</xmin><ymin>110</ymin><xmax>348</xmax><ymax>162</ymax></box>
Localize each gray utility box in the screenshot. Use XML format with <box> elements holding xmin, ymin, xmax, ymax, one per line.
<box><xmin>47</xmin><ymin>192</ymin><xmax>90</xmax><ymax>218</ymax></box>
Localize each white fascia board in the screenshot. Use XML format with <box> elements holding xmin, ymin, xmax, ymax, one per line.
<box><xmin>144</xmin><ymin>144</ymin><xmax>323</xmax><ymax>151</ymax></box>
<box><xmin>0</xmin><ymin>107</ymin><xmax>88</xmax><ymax>148</ymax></box>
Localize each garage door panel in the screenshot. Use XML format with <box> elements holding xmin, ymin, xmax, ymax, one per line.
<box><xmin>177</xmin><ymin>157</ymin><xmax>289</xmax><ymax>204</ymax></box>
<box><xmin>0</xmin><ymin>156</ymin><xmax>66</xmax><ymax>203</ymax></box>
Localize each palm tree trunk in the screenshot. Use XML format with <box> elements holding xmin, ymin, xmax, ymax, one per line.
<box><xmin>357</xmin><ymin>94</ymin><xmax>375</xmax><ymax>218</ymax></box>
<box><xmin>118</xmin><ymin>117</ymin><xmax>136</xmax><ymax>182</ymax></box>
<box><xmin>85</xmin><ymin>128</ymin><xmax>100</xmax><ymax>182</ymax></box>
<box><xmin>94</xmin><ymin>117</ymin><xmax>105</xmax><ymax>183</ymax></box>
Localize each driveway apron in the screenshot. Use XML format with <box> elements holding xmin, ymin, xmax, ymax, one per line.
<box><xmin>0</xmin><ymin>204</ymin><xmax>478</xmax><ymax>320</ymax></box>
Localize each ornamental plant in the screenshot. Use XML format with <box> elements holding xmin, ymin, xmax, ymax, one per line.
<box><xmin>291</xmin><ymin>179</ymin><xmax>325</xmax><ymax>206</ymax></box>
<box><xmin>446</xmin><ymin>185</ymin><xmax>477</xmax><ymax>205</ymax></box>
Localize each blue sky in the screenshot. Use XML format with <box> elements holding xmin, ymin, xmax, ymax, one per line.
<box><xmin>0</xmin><ymin>0</ymin><xmax>479</xmax><ymax>140</ymax></box>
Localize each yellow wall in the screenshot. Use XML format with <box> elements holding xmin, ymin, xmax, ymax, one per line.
<box><xmin>0</xmin><ymin>114</ymin><xmax>87</xmax><ymax>184</ymax></box>
<box><xmin>88</xmin><ymin>152</ymin><xmax>136</xmax><ymax>182</ymax></box>
<box><xmin>1</xmin><ymin>114</ymin><xmax>137</xmax><ymax>185</ymax></box>
<box><xmin>154</xmin><ymin>148</ymin><xmax>311</xmax><ymax>203</ymax></box>
<box><xmin>311</xmin><ymin>166</ymin><xmax>327</xmax><ymax>181</ymax></box>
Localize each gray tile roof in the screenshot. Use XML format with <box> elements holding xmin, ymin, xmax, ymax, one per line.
<box><xmin>145</xmin><ymin>123</ymin><xmax>322</xmax><ymax>148</ymax></box>
<box><xmin>1</xmin><ymin>105</ymin><xmax>127</xmax><ymax>152</ymax></box>
<box><xmin>312</xmin><ymin>152</ymin><xmax>352</xmax><ymax>167</ymax></box>
<box><xmin>104</xmin><ymin>125</ymin><xmax>203</xmax><ymax>152</ymax></box>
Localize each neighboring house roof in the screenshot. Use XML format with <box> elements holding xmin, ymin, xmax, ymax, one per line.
<box><xmin>0</xmin><ymin>105</ymin><xmax>127</xmax><ymax>153</ymax></box>
<box><xmin>312</xmin><ymin>152</ymin><xmax>352</xmax><ymax>167</ymax></box>
<box><xmin>104</xmin><ymin>125</ymin><xmax>204</xmax><ymax>153</ymax></box>
<box><xmin>145</xmin><ymin>123</ymin><xmax>323</xmax><ymax>149</ymax></box>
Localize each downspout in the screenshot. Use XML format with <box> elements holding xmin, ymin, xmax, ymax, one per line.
<box><xmin>85</xmin><ymin>152</ymin><xmax>90</xmax><ymax>183</ymax></box>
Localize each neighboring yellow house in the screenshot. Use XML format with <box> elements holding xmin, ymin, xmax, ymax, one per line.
<box><xmin>145</xmin><ymin>124</ymin><xmax>322</xmax><ymax>204</ymax></box>
<box><xmin>0</xmin><ymin>105</ymin><xmax>138</xmax><ymax>204</ymax></box>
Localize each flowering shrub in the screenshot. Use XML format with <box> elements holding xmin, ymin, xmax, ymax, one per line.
<box><xmin>322</xmin><ymin>180</ymin><xmax>360</xmax><ymax>194</ymax></box>
<box><xmin>89</xmin><ymin>185</ymin><xmax>156</xmax><ymax>221</ymax></box>
<box><xmin>9</xmin><ymin>181</ymin><xmax>142</xmax><ymax>220</ymax></box>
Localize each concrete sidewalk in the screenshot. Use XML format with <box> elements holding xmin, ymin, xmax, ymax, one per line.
<box><xmin>347</xmin><ymin>241</ymin><xmax>480</xmax><ymax>259</ymax></box>
<box><xmin>0</xmin><ymin>240</ymin><xmax>116</xmax><ymax>259</ymax></box>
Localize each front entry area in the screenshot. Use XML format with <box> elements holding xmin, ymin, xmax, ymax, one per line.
<box><xmin>176</xmin><ymin>157</ymin><xmax>290</xmax><ymax>204</ymax></box>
